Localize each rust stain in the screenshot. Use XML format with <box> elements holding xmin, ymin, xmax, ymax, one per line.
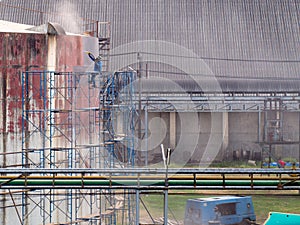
<box><xmin>54</xmin><ymin>35</ymin><xmax>85</xmax><ymax>128</ymax></box>
<box><xmin>1</xmin><ymin>33</ymin><xmax>8</xmax><ymax>168</ymax></box>
<box><xmin>1</xmin><ymin>32</ymin><xmax>88</xmax><ymax>145</ymax></box>
<box><xmin>56</xmin><ymin>35</ymin><xmax>84</xmax><ymax>71</ymax></box>
<box><xmin>1</xmin><ymin>33</ymin><xmax>48</xmax><ymax>139</ymax></box>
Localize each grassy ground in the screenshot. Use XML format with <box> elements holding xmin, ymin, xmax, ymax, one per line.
<box><xmin>140</xmin><ymin>190</ymin><xmax>300</xmax><ymax>224</ymax></box>
<box><xmin>139</xmin><ymin>161</ymin><xmax>299</xmax><ymax>224</ymax></box>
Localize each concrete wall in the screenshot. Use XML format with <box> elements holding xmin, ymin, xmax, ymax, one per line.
<box><xmin>227</xmin><ymin>112</ymin><xmax>261</xmax><ymax>160</ymax></box>
<box><xmin>281</xmin><ymin>112</ymin><xmax>300</xmax><ymax>158</ymax></box>
<box><xmin>142</xmin><ymin>111</ymin><xmax>228</xmax><ymax>165</ymax></box>
<box><xmin>142</xmin><ymin>111</ymin><xmax>300</xmax><ymax>165</ymax></box>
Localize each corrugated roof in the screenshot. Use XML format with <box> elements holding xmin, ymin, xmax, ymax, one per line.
<box><xmin>139</xmin><ymin>78</ymin><xmax>300</xmax><ymax>93</ymax></box>
<box><xmin>1</xmin><ymin>0</ymin><xmax>300</xmax><ymax>92</ymax></box>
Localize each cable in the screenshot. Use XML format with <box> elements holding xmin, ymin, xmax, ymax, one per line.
<box><xmin>138</xmin><ymin>69</ymin><xmax>300</xmax><ymax>81</ymax></box>
<box><xmin>110</xmin><ymin>51</ymin><xmax>300</xmax><ymax>63</ymax></box>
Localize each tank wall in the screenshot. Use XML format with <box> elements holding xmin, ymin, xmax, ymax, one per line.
<box><xmin>0</xmin><ymin>33</ymin><xmax>47</xmax><ymax>167</ymax></box>
<box><xmin>0</xmin><ymin>32</ymin><xmax>99</xmax><ymax>225</ymax></box>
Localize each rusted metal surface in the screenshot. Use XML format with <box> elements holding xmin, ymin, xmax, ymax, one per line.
<box><xmin>0</xmin><ymin>31</ymin><xmax>95</xmax><ymax>167</ymax></box>
<box><xmin>56</xmin><ymin>35</ymin><xmax>84</xmax><ymax>71</ymax></box>
<box><xmin>0</xmin><ymin>26</ymin><xmax>99</xmax><ymax>224</ymax></box>
<box><xmin>0</xmin><ymin>33</ymin><xmax>47</xmax><ymax>170</ymax></box>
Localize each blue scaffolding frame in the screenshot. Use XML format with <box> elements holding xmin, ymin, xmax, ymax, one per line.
<box><xmin>21</xmin><ymin>70</ymin><xmax>137</xmax><ymax>224</ymax></box>
<box><xmin>100</xmin><ymin>71</ymin><xmax>137</xmax><ymax>224</ymax></box>
<box><xmin>21</xmin><ymin>71</ymin><xmax>76</xmax><ymax>224</ymax></box>
<box><xmin>101</xmin><ymin>71</ymin><xmax>136</xmax><ymax>167</ymax></box>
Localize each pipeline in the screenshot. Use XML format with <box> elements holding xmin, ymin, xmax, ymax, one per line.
<box><xmin>0</xmin><ymin>168</ymin><xmax>299</xmax><ymax>190</ymax></box>
<box><xmin>0</xmin><ymin>177</ymin><xmax>299</xmax><ymax>190</ymax></box>
<box><xmin>0</xmin><ymin>175</ymin><xmax>298</xmax><ymax>180</ymax></box>
<box><xmin>0</xmin><ymin>168</ymin><xmax>299</xmax><ymax>174</ymax></box>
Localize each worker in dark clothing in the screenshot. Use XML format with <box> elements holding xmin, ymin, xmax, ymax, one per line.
<box><xmin>87</xmin><ymin>52</ymin><xmax>102</xmax><ymax>87</ymax></box>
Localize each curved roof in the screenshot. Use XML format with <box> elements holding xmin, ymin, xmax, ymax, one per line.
<box><xmin>137</xmin><ymin>77</ymin><xmax>300</xmax><ymax>93</ymax></box>
<box><xmin>1</xmin><ymin>0</ymin><xmax>300</xmax><ymax>92</ymax></box>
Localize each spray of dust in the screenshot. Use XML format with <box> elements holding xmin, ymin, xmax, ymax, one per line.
<box><xmin>54</xmin><ymin>0</ymin><xmax>82</xmax><ymax>34</ymax></box>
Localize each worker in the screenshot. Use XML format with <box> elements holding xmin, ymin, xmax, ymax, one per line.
<box><xmin>86</xmin><ymin>51</ymin><xmax>102</xmax><ymax>87</ymax></box>
<box><xmin>87</xmin><ymin>52</ymin><xmax>102</xmax><ymax>72</ymax></box>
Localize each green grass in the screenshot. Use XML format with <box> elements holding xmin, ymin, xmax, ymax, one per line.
<box><xmin>252</xmin><ymin>195</ymin><xmax>300</xmax><ymax>223</ymax></box>
<box><xmin>209</xmin><ymin>161</ymin><xmax>259</xmax><ymax>168</ymax></box>
<box><xmin>148</xmin><ymin>161</ymin><xmax>260</xmax><ymax>169</ymax></box>
<box><xmin>140</xmin><ymin>192</ymin><xmax>300</xmax><ymax>224</ymax></box>
<box><xmin>140</xmin><ymin>162</ymin><xmax>300</xmax><ymax>223</ymax></box>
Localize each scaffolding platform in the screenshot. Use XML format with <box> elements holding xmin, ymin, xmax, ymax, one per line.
<box><xmin>18</xmin><ymin>70</ymin><xmax>137</xmax><ymax>224</ymax></box>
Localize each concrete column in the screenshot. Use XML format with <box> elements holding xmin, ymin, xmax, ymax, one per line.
<box><xmin>258</xmin><ymin>108</ymin><xmax>261</xmax><ymax>142</ymax></box>
<box><xmin>47</xmin><ymin>35</ymin><xmax>57</xmax><ymax>168</ymax></box>
<box><xmin>169</xmin><ymin>112</ymin><xmax>176</xmax><ymax>149</ymax></box>
<box><xmin>47</xmin><ymin>35</ymin><xmax>57</xmax><ymax>71</ymax></box>
<box><xmin>222</xmin><ymin>112</ymin><xmax>229</xmax><ymax>159</ymax></box>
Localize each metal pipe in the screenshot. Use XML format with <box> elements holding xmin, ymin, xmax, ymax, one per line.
<box><xmin>164</xmin><ymin>190</ymin><xmax>168</xmax><ymax>225</ymax></box>
<box><xmin>2</xmin><ymin>185</ymin><xmax>300</xmax><ymax>190</ymax></box>
<box><xmin>138</xmin><ymin>52</ymin><xmax>142</xmax><ymax>165</ymax></box>
<box><xmin>145</xmin><ymin>103</ymin><xmax>148</xmax><ymax>166</ymax></box>
<box><xmin>1</xmin><ymin>175</ymin><xmax>298</xmax><ymax>180</ymax></box>
<box><xmin>258</xmin><ymin>106</ymin><xmax>261</xmax><ymax>143</ymax></box>
<box><xmin>298</xmin><ymin>108</ymin><xmax>300</xmax><ymax>194</ymax></box>
<box><xmin>1</xmin><ymin>178</ymin><xmax>299</xmax><ymax>189</ymax></box>
<box><xmin>136</xmin><ymin>190</ymin><xmax>140</xmax><ymax>225</ymax></box>
<box><xmin>1</xmin><ymin>168</ymin><xmax>300</xmax><ymax>174</ymax></box>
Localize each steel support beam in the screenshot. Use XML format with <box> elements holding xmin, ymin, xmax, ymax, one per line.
<box><xmin>0</xmin><ymin>168</ymin><xmax>299</xmax><ymax>175</ymax></box>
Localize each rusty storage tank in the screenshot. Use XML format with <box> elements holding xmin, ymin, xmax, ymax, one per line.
<box><xmin>0</xmin><ymin>20</ymin><xmax>99</xmax><ymax>225</ymax></box>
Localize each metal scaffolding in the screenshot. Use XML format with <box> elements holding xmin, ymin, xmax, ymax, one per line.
<box><xmin>20</xmin><ymin>70</ymin><xmax>137</xmax><ymax>224</ymax></box>
<box><xmin>259</xmin><ymin>98</ymin><xmax>300</xmax><ymax>168</ymax></box>
<box><xmin>99</xmin><ymin>71</ymin><xmax>137</xmax><ymax>224</ymax></box>
<box><xmin>141</xmin><ymin>92</ymin><xmax>300</xmax><ymax>112</ymax></box>
<box><xmin>101</xmin><ymin>71</ymin><xmax>136</xmax><ymax>167</ymax></box>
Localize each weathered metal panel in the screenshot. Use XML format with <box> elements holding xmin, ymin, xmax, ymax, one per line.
<box><xmin>0</xmin><ymin>33</ymin><xmax>48</xmax><ymax>225</ymax></box>
<box><xmin>54</xmin><ymin>35</ymin><xmax>98</xmax><ymax>149</ymax></box>
<box><xmin>0</xmin><ymin>33</ymin><xmax>47</xmax><ymax>168</ymax></box>
<box><xmin>0</xmin><ymin>32</ymin><xmax>97</xmax><ymax>164</ymax></box>
<box><xmin>56</xmin><ymin>35</ymin><xmax>84</xmax><ymax>71</ymax></box>
<box><xmin>0</xmin><ymin>30</ymin><xmax>99</xmax><ymax>224</ymax></box>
